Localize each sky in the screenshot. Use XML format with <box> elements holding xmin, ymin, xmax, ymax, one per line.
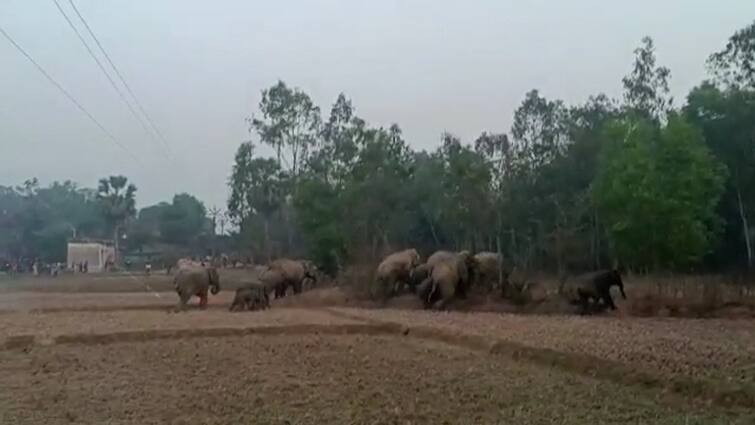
<box><xmin>1</xmin><ymin>1</ymin><xmax>754</xmax><ymax>209</ymax></box>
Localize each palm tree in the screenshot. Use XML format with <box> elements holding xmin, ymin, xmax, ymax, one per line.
<box><xmin>97</xmin><ymin>176</ymin><xmax>137</xmax><ymax>263</ymax></box>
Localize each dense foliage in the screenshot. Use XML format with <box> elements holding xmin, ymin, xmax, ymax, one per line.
<box><xmin>228</xmin><ymin>26</ymin><xmax>755</xmax><ymax>274</ymax></box>
<box><xmin>3</xmin><ymin>23</ymin><xmax>754</xmax><ymax>275</ymax></box>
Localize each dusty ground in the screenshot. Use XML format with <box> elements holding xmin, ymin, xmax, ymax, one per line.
<box><xmin>1</xmin><ymin>334</ymin><xmax>751</xmax><ymax>425</ymax></box>
<box><xmin>1</xmin><ymin>276</ymin><xmax>754</xmax><ymax>424</ymax></box>
<box><xmin>331</xmin><ymin>307</ymin><xmax>755</xmax><ymax>386</ymax></box>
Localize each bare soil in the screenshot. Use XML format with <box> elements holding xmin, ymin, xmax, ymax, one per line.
<box><xmin>1</xmin><ymin>334</ymin><xmax>750</xmax><ymax>425</ymax></box>
<box><xmin>1</xmin><ymin>276</ymin><xmax>754</xmax><ymax>423</ymax></box>
<box><xmin>330</xmin><ymin>307</ymin><xmax>755</xmax><ymax>386</ymax></box>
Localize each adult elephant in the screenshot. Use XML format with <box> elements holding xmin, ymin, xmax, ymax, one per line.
<box><xmin>425</xmin><ymin>250</ymin><xmax>477</xmax><ymax>298</ymax></box>
<box><xmin>560</xmin><ymin>269</ymin><xmax>627</xmax><ymax>315</ymax></box>
<box><xmin>173</xmin><ymin>266</ymin><xmax>220</xmax><ymax>310</ymax></box>
<box><xmin>375</xmin><ymin>249</ymin><xmax>421</xmax><ymax>298</ymax></box>
<box><xmin>263</xmin><ymin>258</ymin><xmax>317</xmax><ymax>299</ymax></box>
<box><xmin>472</xmin><ymin>252</ymin><xmax>509</xmax><ymax>292</ymax></box>
<box><xmin>416</xmin><ymin>251</ymin><xmax>474</xmax><ymax>310</ymax></box>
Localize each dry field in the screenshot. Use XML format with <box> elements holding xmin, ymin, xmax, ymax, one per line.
<box><xmin>1</xmin><ymin>274</ymin><xmax>754</xmax><ymax>424</ymax></box>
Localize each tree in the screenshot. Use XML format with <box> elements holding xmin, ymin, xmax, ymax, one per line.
<box><xmin>227</xmin><ymin>142</ymin><xmax>287</xmax><ymax>260</ymax></box>
<box><xmin>249</xmin><ymin>80</ymin><xmax>321</xmax><ymax>177</ymax></box>
<box><xmin>592</xmin><ymin>116</ymin><xmax>726</xmax><ymax>269</ymax></box>
<box><xmin>622</xmin><ymin>37</ymin><xmax>673</xmax><ymax>121</ymax></box>
<box><xmin>436</xmin><ymin>133</ymin><xmax>494</xmax><ymax>251</ymax></box>
<box><xmin>159</xmin><ymin>194</ymin><xmax>209</xmax><ymax>246</ymax></box>
<box><xmin>511</xmin><ymin>89</ymin><xmax>569</xmax><ymax>170</ymax></box>
<box><xmin>97</xmin><ymin>175</ymin><xmax>137</xmax><ymax>262</ymax></box>
<box><xmin>312</xmin><ymin>93</ymin><xmax>365</xmax><ymax>186</ymax></box>
<box><xmin>685</xmin><ymin>83</ymin><xmax>755</xmax><ymax>268</ymax></box>
<box><xmin>293</xmin><ymin>177</ymin><xmax>345</xmax><ymax>275</ymax></box>
<box><xmin>0</xmin><ymin>179</ymin><xmax>106</xmax><ymax>262</ymax></box>
<box><xmin>708</xmin><ymin>21</ymin><xmax>755</xmax><ymax>90</ymax></box>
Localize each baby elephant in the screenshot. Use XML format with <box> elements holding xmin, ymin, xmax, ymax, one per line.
<box><xmin>229</xmin><ymin>285</ymin><xmax>270</xmax><ymax>312</ymax></box>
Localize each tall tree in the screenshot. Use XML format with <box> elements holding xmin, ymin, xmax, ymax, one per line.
<box><xmin>227</xmin><ymin>142</ymin><xmax>287</xmax><ymax>259</ymax></box>
<box><xmin>622</xmin><ymin>37</ymin><xmax>673</xmax><ymax>122</ymax></box>
<box><xmin>249</xmin><ymin>80</ymin><xmax>321</xmax><ymax>177</ymax></box>
<box><xmin>511</xmin><ymin>89</ymin><xmax>568</xmax><ymax>170</ymax></box>
<box><xmin>97</xmin><ymin>175</ymin><xmax>137</xmax><ymax>262</ymax></box>
<box><xmin>708</xmin><ymin>21</ymin><xmax>755</xmax><ymax>90</ymax></box>
<box><xmin>686</xmin><ymin>83</ymin><xmax>755</xmax><ymax>267</ymax></box>
<box><xmin>593</xmin><ymin>116</ymin><xmax>726</xmax><ymax>270</ymax></box>
<box><xmin>159</xmin><ymin>194</ymin><xmax>209</xmax><ymax>246</ymax></box>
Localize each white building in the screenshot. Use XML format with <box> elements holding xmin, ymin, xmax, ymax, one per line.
<box><xmin>66</xmin><ymin>241</ymin><xmax>115</xmax><ymax>272</ymax></box>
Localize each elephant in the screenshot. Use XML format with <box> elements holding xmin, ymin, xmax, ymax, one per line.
<box><xmin>375</xmin><ymin>249</ymin><xmax>421</xmax><ymax>298</ymax></box>
<box><xmin>263</xmin><ymin>258</ymin><xmax>317</xmax><ymax>299</ymax></box>
<box><xmin>409</xmin><ymin>262</ymin><xmax>432</xmax><ymax>289</ymax></box>
<box><xmin>425</xmin><ymin>250</ymin><xmax>476</xmax><ymax>298</ymax></box>
<box><xmin>173</xmin><ymin>266</ymin><xmax>220</xmax><ymax>310</ymax></box>
<box><xmin>472</xmin><ymin>252</ymin><xmax>510</xmax><ymax>292</ymax></box>
<box><xmin>416</xmin><ymin>259</ymin><xmax>464</xmax><ymax>310</ymax></box>
<box><xmin>229</xmin><ymin>284</ymin><xmax>270</xmax><ymax>312</ymax></box>
<box><xmin>561</xmin><ymin>269</ymin><xmax>627</xmax><ymax>315</ymax></box>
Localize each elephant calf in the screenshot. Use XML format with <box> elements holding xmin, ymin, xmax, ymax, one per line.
<box><xmin>562</xmin><ymin>269</ymin><xmax>627</xmax><ymax>315</ymax></box>
<box><xmin>229</xmin><ymin>284</ymin><xmax>270</xmax><ymax>312</ymax></box>
<box><xmin>173</xmin><ymin>266</ymin><xmax>221</xmax><ymax>311</ymax></box>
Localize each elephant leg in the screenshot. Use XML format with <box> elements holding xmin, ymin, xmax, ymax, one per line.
<box><xmin>578</xmin><ymin>292</ymin><xmax>591</xmax><ymax>315</ymax></box>
<box><xmin>177</xmin><ymin>290</ymin><xmax>191</xmax><ymax>311</ymax></box>
<box><xmin>418</xmin><ymin>285</ymin><xmax>433</xmax><ymax>309</ymax></box>
<box><xmin>432</xmin><ymin>293</ymin><xmax>453</xmax><ymax>311</ymax></box>
<box><xmin>601</xmin><ymin>291</ymin><xmax>617</xmax><ymax>310</ymax></box>
<box><xmin>197</xmin><ymin>288</ymin><xmax>209</xmax><ymax>309</ymax></box>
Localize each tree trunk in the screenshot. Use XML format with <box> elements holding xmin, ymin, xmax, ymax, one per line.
<box><xmin>736</xmin><ymin>187</ymin><xmax>753</xmax><ymax>268</ymax></box>
<box><xmin>113</xmin><ymin>224</ymin><xmax>120</xmax><ymax>265</ymax></box>
<box><xmin>496</xmin><ymin>235</ymin><xmax>504</xmax><ymax>290</ymax></box>
<box><xmin>263</xmin><ymin>218</ymin><xmax>271</xmax><ymax>262</ymax></box>
<box><xmin>594</xmin><ymin>209</ymin><xmax>601</xmax><ymax>269</ymax></box>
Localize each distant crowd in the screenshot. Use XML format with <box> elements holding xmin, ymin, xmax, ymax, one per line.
<box><xmin>0</xmin><ymin>258</ymin><xmax>90</xmax><ymax>276</ymax></box>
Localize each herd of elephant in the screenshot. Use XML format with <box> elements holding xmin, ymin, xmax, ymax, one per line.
<box><xmin>171</xmin><ymin>249</ymin><xmax>627</xmax><ymax>315</ymax></box>
<box><xmin>376</xmin><ymin>248</ymin><xmax>627</xmax><ymax>313</ymax></box>
<box><xmin>172</xmin><ymin>258</ymin><xmax>317</xmax><ymax>312</ymax></box>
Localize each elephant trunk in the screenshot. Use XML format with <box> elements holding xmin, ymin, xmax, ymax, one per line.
<box><xmin>619</xmin><ymin>284</ymin><xmax>627</xmax><ymax>300</ymax></box>
<box><xmin>210</xmin><ymin>282</ymin><xmax>220</xmax><ymax>295</ymax></box>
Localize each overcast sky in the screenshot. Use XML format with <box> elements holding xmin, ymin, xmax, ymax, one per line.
<box><xmin>1</xmin><ymin>1</ymin><xmax>754</xmax><ymax>209</ymax></box>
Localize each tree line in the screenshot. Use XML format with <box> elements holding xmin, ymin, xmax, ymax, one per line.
<box><xmin>228</xmin><ymin>24</ymin><xmax>755</xmax><ymax>276</ymax></box>
<box><xmin>0</xmin><ymin>175</ymin><xmax>212</xmax><ymax>265</ymax></box>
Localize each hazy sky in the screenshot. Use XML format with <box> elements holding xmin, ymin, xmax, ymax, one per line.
<box><xmin>2</xmin><ymin>1</ymin><xmax>754</xmax><ymax>209</ymax></box>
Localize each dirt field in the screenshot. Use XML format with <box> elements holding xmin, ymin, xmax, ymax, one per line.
<box><xmin>1</xmin><ymin>275</ymin><xmax>754</xmax><ymax>424</ymax></box>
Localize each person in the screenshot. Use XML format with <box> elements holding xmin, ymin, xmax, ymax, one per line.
<box><xmin>83</xmin><ymin>260</ymin><xmax>88</xmax><ymax>273</ymax></box>
<box><xmin>145</xmin><ymin>262</ymin><xmax>152</xmax><ymax>276</ymax></box>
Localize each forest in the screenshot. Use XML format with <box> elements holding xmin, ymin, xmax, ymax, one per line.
<box><xmin>2</xmin><ymin>22</ymin><xmax>754</xmax><ymax>277</ymax></box>
<box><xmin>227</xmin><ymin>25</ymin><xmax>755</xmax><ymax>276</ymax></box>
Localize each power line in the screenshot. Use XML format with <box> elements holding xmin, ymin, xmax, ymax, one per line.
<box><xmin>52</xmin><ymin>0</ymin><xmax>161</xmax><ymax>155</ymax></box>
<box><xmin>0</xmin><ymin>24</ymin><xmax>141</xmax><ymax>163</ymax></box>
<box><xmin>67</xmin><ymin>0</ymin><xmax>172</xmax><ymax>154</ymax></box>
